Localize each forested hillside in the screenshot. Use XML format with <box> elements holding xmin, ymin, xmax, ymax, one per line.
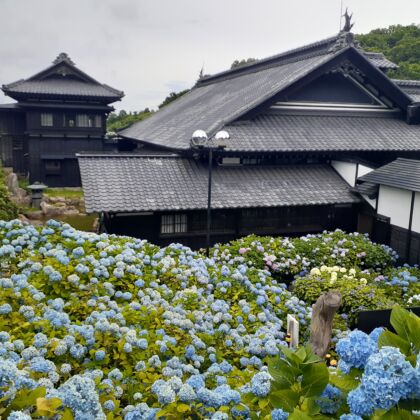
<box><xmin>357</xmin><ymin>24</ymin><xmax>420</xmax><ymax>80</ymax></box>
<box><xmin>107</xmin><ymin>24</ymin><xmax>420</xmax><ymax>132</ymax></box>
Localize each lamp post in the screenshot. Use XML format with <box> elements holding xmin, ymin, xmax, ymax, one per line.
<box><xmin>191</xmin><ymin>129</ymin><xmax>229</xmax><ymax>257</ymax></box>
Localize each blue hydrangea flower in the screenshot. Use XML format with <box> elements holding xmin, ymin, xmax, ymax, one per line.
<box><xmin>316</xmin><ymin>384</ymin><xmax>342</xmax><ymax>414</ymax></box>
<box><xmin>250</xmin><ymin>371</ymin><xmax>272</xmax><ymax>397</ymax></box>
<box><xmin>271</xmin><ymin>408</ymin><xmax>289</xmax><ymax>420</ymax></box>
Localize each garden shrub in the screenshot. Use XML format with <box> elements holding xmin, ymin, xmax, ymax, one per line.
<box><xmin>0</xmin><ymin>163</ymin><xmax>18</xmax><ymax>221</ymax></box>
<box><xmin>0</xmin><ymin>219</ymin><xmax>417</xmax><ymax>419</ymax></box>
<box><xmin>292</xmin><ymin>266</ymin><xmax>396</xmax><ymax>327</ymax></box>
<box><xmin>213</xmin><ymin>230</ymin><xmax>397</xmax><ymax>282</ymax></box>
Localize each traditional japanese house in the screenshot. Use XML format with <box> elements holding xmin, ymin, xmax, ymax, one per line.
<box><xmin>77</xmin><ymin>26</ymin><xmax>420</xmax><ymax>258</ymax></box>
<box><xmin>357</xmin><ymin>158</ymin><xmax>420</xmax><ymax>264</ymax></box>
<box><xmin>0</xmin><ymin>53</ymin><xmax>123</xmax><ymax>186</ymax></box>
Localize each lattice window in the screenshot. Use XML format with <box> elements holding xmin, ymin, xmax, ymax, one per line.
<box><xmin>95</xmin><ymin>115</ymin><xmax>102</xmax><ymax>128</ymax></box>
<box><xmin>161</xmin><ymin>214</ymin><xmax>187</xmax><ymax>234</ymax></box>
<box><xmin>76</xmin><ymin>114</ymin><xmax>89</xmax><ymax>127</ymax></box>
<box><xmin>41</xmin><ymin>113</ymin><xmax>53</xmax><ymax>127</ymax></box>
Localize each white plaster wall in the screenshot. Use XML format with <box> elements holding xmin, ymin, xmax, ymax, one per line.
<box><xmin>361</xmin><ymin>194</ymin><xmax>376</xmax><ymax>209</ymax></box>
<box><xmin>358</xmin><ymin>164</ymin><xmax>375</xmax><ymax>177</ymax></box>
<box><xmin>331</xmin><ymin>161</ymin><xmax>357</xmax><ymax>186</ymax></box>
<box><xmin>377</xmin><ymin>185</ymin><xmax>412</xmax><ymax>229</ymax></box>
<box><xmin>411</xmin><ymin>191</ymin><xmax>420</xmax><ymax>234</ymax></box>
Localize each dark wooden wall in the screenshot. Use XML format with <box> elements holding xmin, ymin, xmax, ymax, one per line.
<box><xmin>103</xmin><ymin>204</ymin><xmax>358</xmax><ymax>249</ymax></box>
<box><xmin>0</xmin><ymin>110</ymin><xmax>26</xmax><ymax>169</ymax></box>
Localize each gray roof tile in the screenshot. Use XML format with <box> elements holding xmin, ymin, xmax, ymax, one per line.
<box><xmin>120</xmin><ymin>53</ymin><xmax>334</xmax><ymax>150</ymax></box>
<box><xmin>78</xmin><ymin>155</ymin><xmax>360</xmax><ymax>213</ymax></box>
<box><xmin>3</xmin><ymin>79</ymin><xmax>122</xmax><ymax>99</ymax></box>
<box><xmin>393</xmin><ymin>79</ymin><xmax>420</xmax><ymax>103</ymax></box>
<box><xmin>224</xmin><ymin>113</ymin><xmax>420</xmax><ymax>152</ymax></box>
<box><xmin>358</xmin><ymin>158</ymin><xmax>420</xmax><ymax>192</ymax></box>
<box><xmin>3</xmin><ymin>53</ymin><xmax>123</xmax><ymax>100</ymax></box>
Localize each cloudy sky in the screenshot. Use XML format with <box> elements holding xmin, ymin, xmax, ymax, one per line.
<box><xmin>0</xmin><ymin>0</ymin><xmax>419</xmax><ymax>111</ymax></box>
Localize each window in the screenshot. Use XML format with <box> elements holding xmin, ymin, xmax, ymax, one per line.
<box><xmin>76</xmin><ymin>114</ymin><xmax>89</xmax><ymax>127</ymax></box>
<box><xmin>44</xmin><ymin>160</ymin><xmax>61</xmax><ymax>175</ymax></box>
<box><xmin>41</xmin><ymin>113</ymin><xmax>53</xmax><ymax>127</ymax></box>
<box><xmin>161</xmin><ymin>214</ymin><xmax>187</xmax><ymax>234</ymax></box>
<box><xmin>95</xmin><ymin>115</ymin><xmax>102</xmax><ymax>128</ymax></box>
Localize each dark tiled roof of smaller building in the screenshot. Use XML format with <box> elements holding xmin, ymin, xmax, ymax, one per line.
<box><xmin>78</xmin><ymin>155</ymin><xmax>360</xmax><ymax>213</ymax></box>
<box><xmin>359</xmin><ymin>158</ymin><xmax>420</xmax><ymax>192</ymax></box>
<box><xmin>356</xmin><ymin>182</ymin><xmax>378</xmax><ymax>198</ymax></box>
<box><xmin>223</xmin><ymin>114</ymin><xmax>420</xmax><ymax>152</ymax></box>
<box><xmin>2</xmin><ymin>53</ymin><xmax>123</xmax><ymax>101</ymax></box>
<box><xmin>363</xmin><ymin>52</ymin><xmax>398</xmax><ymax>70</ymax></box>
<box><xmin>393</xmin><ymin>79</ymin><xmax>420</xmax><ymax>103</ymax></box>
<box><xmin>3</xmin><ymin>79</ymin><xmax>122</xmax><ymax>99</ymax></box>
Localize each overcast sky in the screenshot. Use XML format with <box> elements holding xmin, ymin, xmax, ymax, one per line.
<box><xmin>0</xmin><ymin>0</ymin><xmax>419</xmax><ymax>111</ymax></box>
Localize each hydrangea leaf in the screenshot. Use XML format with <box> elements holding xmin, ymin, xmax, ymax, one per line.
<box><xmin>35</xmin><ymin>397</ymin><xmax>62</xmax><ymax>415</ymax></box>
<box><xmin>301</xmin><ymin>362</ymin><xmax>329</xmax><ymax>398</ymax></box>
<box><xmin>405</xmin><ymin>313</ymin><xmax>420</xmax><ymax>352</ymax></box>
<box><xmin>378</xmin><ymin>330</ymin><xmax>410</xmax><ymax>355</ymax></box>
<box><xmin>288</xmin><ymin>408</ymin><xmax>313</xmax><ymax>419</ymax></box>
<box><xmin>267</xmin><ymin>357</ymin><xmax>300</xmax><ymax>389</ymax></box>
<box><xmin>390</xmin><ymin>306</ymin><xmax>412</xmax><ymax>342</ymax></box>
<box><xmin>269</xmin><ymin>389</ymin><xmax>300</xmax><ymax>412</ymax></box>
<box><xmin>328</xmin><ymin>369</ymin><xmax>361</xmax><ymax>392</ymax></box>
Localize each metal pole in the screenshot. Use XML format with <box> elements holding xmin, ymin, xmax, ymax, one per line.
<box><xmin>206</xmin><ymin>147</ymin><xmax>213</xmax><ymax>257</ymax></box>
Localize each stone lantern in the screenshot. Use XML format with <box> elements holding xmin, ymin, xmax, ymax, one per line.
<box><xmin>27</xmin><ymin>182</ymin><xmax>47</xmax><ymax>209</ymax></box>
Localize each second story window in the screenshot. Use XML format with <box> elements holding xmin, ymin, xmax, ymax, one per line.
<box><xmin>95</xmin><ymin>115</ymin><xmax>102</xmax><ymax>128</ymax></box>
<box><xmin>41</xmin><ymin>113</ymin><xmax>53</xmax><ymax>127</ymax></box>
<box><xmin>76</xmin><ymin>114</ymin><xmax>89</xmax><ymax>127</ymax></box>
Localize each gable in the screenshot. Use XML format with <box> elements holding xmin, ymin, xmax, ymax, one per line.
<box><xmin>29</xmin><ymin>61</ymin><xmax>97</xmax><ymax>85</ymax></box>
<box><xmin>120</xmin><ymin>46</ymin><xmax>413</xmax><ymax>151</ymax></box>
<box><xmin>284</xmin><ymin>73</ymin><xmax>384</xmax><ymax>106</ymax></box>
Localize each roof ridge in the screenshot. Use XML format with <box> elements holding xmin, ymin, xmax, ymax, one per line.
<box><xmin>2</xmin><ymin>54</ymin><xmax>124</xmax><ymax>99</ymax></box>
<box><xmin>393</xmin><ymin>79</ymin><xmax>420</xmax><ymax>86</ymax></box>
<box><xmin>197</xmin><ymin>34</ymin><xmax>339</xmax><ymax>85</ymax></box>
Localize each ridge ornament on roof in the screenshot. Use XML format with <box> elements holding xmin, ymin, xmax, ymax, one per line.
<box><xmin>53</xmin><ymin>52</ymin><xmax>75</xmax><ymax>66</ymax></box>
<box><xmin>342</xmin><ymin>8</ymin><xmax>355</xmax><ymax>33</ymax></box>
<box><xmin>328</xmin><ymin>9</ymin><xmax>359</xmax><ymax>53</ymax></box>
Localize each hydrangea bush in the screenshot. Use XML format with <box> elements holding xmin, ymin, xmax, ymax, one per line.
<box><xmin>213</xmin><ymin>230</ymin><xmax>397</xmax><ymax>281</ymax></box>
<box><xmin>0</xmin><ymin>219</ymin><xmax>417</xmax><ymax>419</ymax></box>
<box><xmin>0</xmin><ymin>219</ymin><xmax>314</xmax><ymax>418</ymax></box>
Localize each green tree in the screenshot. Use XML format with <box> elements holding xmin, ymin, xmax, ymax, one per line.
<box><xmin>158</xmin><ymin>89</ymin><xmax>189</xmax><ymax>109</ymax></box>
<box><xmin>357</xmin><ymin>24</ymin><xmax>420</xmax><ymax>80</ymax></box>
<box><xmin>231</xmin><ymin>57</ymin><xmax>257</xmax><ymax>69</ymax></box>
<box><xmin>0</xmin><ymin>163</ymin><xmax>18</xmax><ymax>221</ymax></box>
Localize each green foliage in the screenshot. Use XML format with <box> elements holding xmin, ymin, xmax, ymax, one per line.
<box><xmin>378</xmin><ymin>305</ymin><xmax>420</xmax><ymax>362</ymax></box>
<box><xmin>213</xmin><ymin>230</ymin><xmax>396</xmax><ymax>283</ymax></box>
<box><xmin>107</xmin><ymin>89</ymin><xmax>189</xmax><ymax>132</ymax></box>
<box><xmin>231</xmin><ymin>58</ymin><xmax>258</xmax><ymax>69</ymax></box>
<box><xmin>251</xmin><ymin>345</ymin><xmax>332</xmax><ymax>418</ymax></box>
<box><xmin>107</xmin><ymin>108</ymin><xmax>153</xmax><ymax>132</ymax></box>
<box><xmin>357</xmin><ymin>24</ymin><xmax>420</xmax><ymax>80</ymax></box>
<box><xmin>292</xmin><ymin>266</ymin><xmax>395</xmax><ymax>327</ymax></box>
<box><xmin>0</xmin><ymin>164</ymin><xmax>18</xmax><ymax>221</ymax></box>
<box><xmin>158</xmin><ymin>89</ymin><xmax>189</xmax><ymax>109</ymax></box>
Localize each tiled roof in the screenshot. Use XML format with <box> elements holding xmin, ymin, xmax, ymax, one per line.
<box><xmin>393</xmin><ymin>79</ymin><xmax>420</xmax><ymax>103</ymax></box>
<box><xmin>120</xmin><ymin>34</ymin><xmax>409</xmax><ymax>151</ymax></box>
<box><xmin>223</xmin><ymin>114</ymin><xmax>420</xmax><ymax>152</ymax></box>
<box><xmin>2</xmin><ymin>53</ymin><xmax>123</xmax><ymax>101</ymax></box>
<box><xmin>363</xmin><ymin>52</ymin><xmax>398</xmax><ymax>70</ymax></box>
<box><xmin>120</xmin><ymin>53</ymin><xmax>335</xmax><ymax>150</ymax></box>
<box><xmin>77</xmin><ymin>155</ymin><xmax>360</xmax><ymax>213</ymax></box>
<box><xmin>356</xmin><ymin>182</ymin><xmax>378</xmax><ymax>198</ymax></box>
<box><xmin>3</xmin><ymin>79</ymin><xmax>122</xmax><ymax>99</ymax></box>
<box><xmin>358</xmin><ymin>158</ymin><xmax>420</xmax><ymax>193</ymax></box>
